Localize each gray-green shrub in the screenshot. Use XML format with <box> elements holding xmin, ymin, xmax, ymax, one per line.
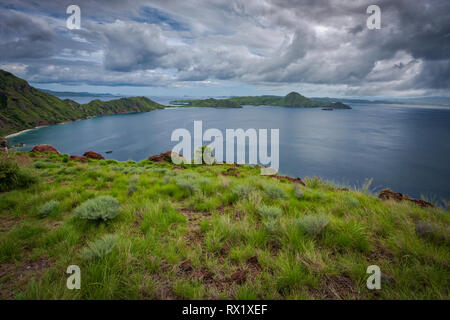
<box><xmin>297</xmin><ymin>214</ymin><xmax>329</xmax><ymax>237</ymax></box>
<box><xmin>38</xmin><ymin>200</ymin><xmax>59</xmax><ymax>218</ymax></box>
<box><xmin>263</xmin><ymin>184</ymin><xmax>288</xmax><ymax>199</ymax></box>
<box><xmin>74</xmin><ymin>196</ymin><xmax>120</xmax><ymax>221</ymax></box>
<box><xmin>81</xmin><ymin>234</ymin><xmax>118</xmax><ymax>260</ymax></box>
<box><xmin>258</xmin><ymin>205</ymin><xmax>282</xmax><ymax>219</ymax></box>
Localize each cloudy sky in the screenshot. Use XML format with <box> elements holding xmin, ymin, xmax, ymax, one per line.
<box><xmin>0</xmin><ymin>0</ymin><xmax>449</xmax><ymax>98</ymax></box>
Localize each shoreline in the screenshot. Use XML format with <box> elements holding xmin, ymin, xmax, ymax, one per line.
<box><xmin>5</xmin><ymin>125</ymin><xmax>48</xmax><ymax>139</ymax></box>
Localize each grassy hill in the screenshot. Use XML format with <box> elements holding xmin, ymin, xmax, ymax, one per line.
<box><xmin>172</xmin><ymin>92</ymin><xmax>352</xmax><ymax>109</ymax></box>
<box><xmin>0</xmin><ymin>70</ymin><xmax>164</xmax><ymax>136</ymax></box>
<box><xmin>171</xmin><ymin>97</ymin><xmax>242</xmax><ymax>108</ymax></box>
<box><xmin>0</xmin><ymin>151</ymin><xmax>448</xmax><ymax>299</ymax></box>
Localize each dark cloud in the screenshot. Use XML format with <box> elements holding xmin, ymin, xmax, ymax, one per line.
<box><xmin>0</xmin><ymin>0</ymin><xmax>448</xmax><ymax>95</ymax></box>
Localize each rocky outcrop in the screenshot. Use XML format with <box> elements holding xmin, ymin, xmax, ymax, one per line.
<box><xmin>0</xmin><ymin>137</ymin><xmax>7</xmax><ymax>154</ymax></box>
<box><xmin>70</xmin><ymin>155</ymin><xmax>88</xmax><ymax>162</ymax></box>
<box><xmin>379</xmin><ymin>188</ymin><xmax>434</xmax><ymax>208</ymax></box>
<box><xmin>83</xmin><ymin>151</ymin><xmax>104</xmax><ymax>160</ymax></box>
<box><xmin>31</xmin><ymin>144</ymin><xmax>60</xmax><ymax>154</ymax></box>
<box><xmin>148</xmin><ymin>151</ymin><xmax>186</xmax><ymax>163</ymax></box>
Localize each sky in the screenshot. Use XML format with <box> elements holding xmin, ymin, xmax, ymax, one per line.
<box><xmin>0</xmin><ymin>0</ymin><xmax>449</xmax><ymax>98</ymax></box>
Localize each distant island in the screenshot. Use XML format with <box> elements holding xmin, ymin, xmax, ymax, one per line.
<box><xmin>171</xmin><ymin>92</ymin><xmax>352</xmax><ymax>109</ymax></box>
<box><xmin>38</xmin><ymin>89</ymin><xmax>123</xmax><ymax>98</ymax></box>
<box><xmin>0</xmin><ymin>69</ymin><xmax>350</xmax><ymax>137</ymax></box>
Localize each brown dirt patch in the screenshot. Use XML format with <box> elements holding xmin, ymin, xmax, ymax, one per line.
<box><xmin>0</xmin><ymin>216</ymin><xmax>22</xmax><ymax>232</ymax></box>
<box><xmin>221</xmin><ymin>167</ymin><xmax>240</xmax><ymax>177</ymax></box>
<box><xmin>12</xmin><ymin>153</ymin><xmax>33</xmax><ymax>167</ymax></box>
<box><xmin>312</xmin><ymin>274</ymin><xmax>359</xmax><ymax>300</ymax></box>
<box><xmin>0</xmin><ymin>257</ymin><xmax>54</xmax><ymax>299</ymax></box>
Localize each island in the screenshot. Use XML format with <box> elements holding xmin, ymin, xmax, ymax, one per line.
<box><xmin>171</xmin><ymin>92</ymin><xmax>352</xmax><ymax>109</ymax></box>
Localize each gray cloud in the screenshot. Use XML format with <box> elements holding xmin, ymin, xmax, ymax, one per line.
<box><xmin>0</xmin><ymin>0</ymin><xmax>449</xmax><ymax>96</ymax></box>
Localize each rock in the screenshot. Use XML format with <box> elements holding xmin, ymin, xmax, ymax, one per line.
<box><xmin>148</xmin><ymin>151</ymin><xmax>186</xmax><ymax>164</ymax></box>
<box><xmin>70</xmin><ymin>155</ymin><xmax>88</xmax><ymax>162</ymax></box>
<box><xmin>31</xmin><ymin>144</ymin><xmax>60</xmax><ymax>154</ymax></box>
<box><xmin>83</xmin><ymin>151</ymin><xmax>104</xmax><ymax>160</ymax></box>
<box><xmin>230</xmin><ymin>270</ymin><xmax>247</xmax><ymax>284</ymax></box>
<box><xmin>379</xmin><ymin>188</ymin><xmax>434</xmax><ymax>208</ymax></box>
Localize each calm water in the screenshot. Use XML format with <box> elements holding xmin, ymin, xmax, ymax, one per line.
<box><xmin>8</xmin><ymin>101</ymin><xmax>450</xmax><ymax>200</ymax></box>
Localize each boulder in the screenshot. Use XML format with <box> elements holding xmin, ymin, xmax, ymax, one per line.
<box><xmin>70</xmin><ymin>155</ymin><xmax>88</xmax><ymax>162</ymax></box>
<box><xmin>148</xmin><ymin>151</ymin><xmax>185</xmax><ymax>163</ymax></box>
<box><xmin>31</xmin><ymin>144</ymin><xmax>59</xmax><ymax>154</ymax></box>
<box><xmin>83</xmin><ymin>151</ymin><xmax>104</xmax><ymax>160</ymax></box>
<box><xmin>379</xmin><ymin>188</ymin><xmax>434</xmax><ymax>208</ymax></box>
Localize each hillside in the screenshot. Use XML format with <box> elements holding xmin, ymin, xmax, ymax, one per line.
<box><xmin>172</xmin><ymin>92</ymin><xmax>352</xmax><ymax>109</ymax></box>
<box><xmin>0</xmin><ymin>70</ymin><xmax>164</xmax><ymax>136</ymax></box>
<box><xmin>0</xmin><ymin>150</ymin><xmax>448</xmax><ymax>299</ymax></box>
<box><xmin>171</xmin><ymin>97</ymin><xmax>242</xmax><ymax>108</ymax></box>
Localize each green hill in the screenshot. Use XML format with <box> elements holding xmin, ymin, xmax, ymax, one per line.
<box><xmin>0</xmin><ymin>151</ymin><xmax>447</xmax><ymax>299</ymax></box>
<box><xmin>0</xmin><ymin>70</ymin><xmax>164</xmax><ymax>136</ymax></box>
<box><xmin>171</xmin><ymin>97</ymin><xmax>242</xmax><ymax>108</ymax></box>
<box><xmin>172</xmin><ymin>92</ymin><xmax>351</xmax><ymax>109</ymax></box>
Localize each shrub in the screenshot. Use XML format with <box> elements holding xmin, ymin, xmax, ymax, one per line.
<box><xmin>81</xmin><ymin>234</ymin><xmax>118</xmax><ymax>260</ymax></box>
<box><xmin>174</xmin><ymin>176</ymin><xmax>199</xmax><ymax>194</ymax></box>
<box><xmin>297</xmin><ymin>214</ymin><xmax>329</xmax><ymax>237</ymax></box>
<box><xmin>38</xmin><ymin>200</ymin><xmax>60</xmax><ymax>218</ymax></box>
<box><xmin>263</xmin><ymin>219</ymin><xmax>279</xmax><ymax>234</ymax></box>
<box><xmin>258</xmin><ymin>205</ymin><xmax>282</xmax><ymax>219</ymax></box>
<box><xmin>33</xmin><ymin>161</ymin><xmax>56</xmax><ymax>169</ymax></box>
<box><xmin>293</xmin><ymin>184</ymin><xmax>304</xmax><ymax>199</ymax></box>
<box><xmin>74</xmin><ymin>196</ymin><xmax>120</xmax><ymax>221</ymax></box>
<box><xmin>0</xmin><ymin>157</ymin><xmax>38</xmax><ymax>192</ymax></box>
<box><xmin>233</xmin><ymin>184</ymin><xmax>256</xmax><ymax>199</ymax></box>
<box><xmin>128</xmin><ymin>184</ymin><xmax>138</xmax><ymax>195</ymax></box>
<box><xmin>263</xmin><ymin>184</ymin><xmax>288</xmax><ymax>199</ymax></box>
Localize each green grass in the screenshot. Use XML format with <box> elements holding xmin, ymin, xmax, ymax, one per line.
<box><xmin>0</xmin><ymin>152</ymin><xmax>448</xmax><ymax>300</ymax></box>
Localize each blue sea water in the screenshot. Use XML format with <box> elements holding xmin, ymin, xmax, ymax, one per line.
<box><xmin>8</xmin><ymin>99</ymin><xmax>450</xmax><ymax>200</ymax></box>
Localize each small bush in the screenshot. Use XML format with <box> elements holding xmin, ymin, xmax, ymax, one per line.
<box><xmin>258</xmin><ymin>205</ymin><xmax>282</xmax><ymax>219</ymax></box>
<box><xmin>297</xmin><ymin>214</ymin><xmax>329</xmax><ymax>237</ymax></box>
<box><xmin>33</xmin><ymin>161</ymin><xmax>56</xmax><ymax>169</ymax></box>
<box><xmin>74</xmin><ymin>196</ymin><xmax>120</xmax><ymax>221</ymax></box>
<box><xmin>38</xmin><ymin>200</ymin><xmax>60</xmax><ymax>218</ymax></box>
<box><xmin>81</xmin><ymin>234</ymin><xmax>118</xmax><ymax>260</ymax></box>
<box><xmin>233</xmin><ymin>184</ymin><xmax>256</xmax><ymax>199</ymax></box>
<box><xmin>174</xmin><ymin>177</ymin><xmax>199</xmax><ymax>194</ymax></box>
<box><xmin>128</xmin><ymin>184</ymin><xmax>138</xmax><ymax>195</ymax></box>
<box><xmin>263</xmin><ymin>184</ymin><xmax>288</xmax><ymax>199</ymax></box>
<box><xmin>263</xmin><ymin>219</ymin><xmax>279</xmax><ymax>234</ymax></box>
<box><xmin>0</xmin><ymin>158</ymin><xmax>38</xmax><ymax>192</ymax></box>
<box><xmin>293</xmin><ymin>184</ymin><xmax>304</xmax><ymax>199</ymax></box>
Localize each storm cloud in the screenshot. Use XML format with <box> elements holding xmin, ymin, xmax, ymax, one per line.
<box><xmin>0</xmin><ymin>0</ymin><xmax>449</xmax><ymax>96</ymax></box>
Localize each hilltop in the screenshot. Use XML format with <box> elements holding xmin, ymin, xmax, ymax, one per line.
<box><xmin>172</xmin><ymin>92</ymin><xmax>352</xmax><ymax>109</ymax></box>
<box><xmin>0</xmin><ymin>149</ymin><xmax>448</xmax><ymax>299</ymax></box>
<box><xmin>0</xmin><ymin>70</ymin><xmax>164</xmax><ymax>136</ymax></box>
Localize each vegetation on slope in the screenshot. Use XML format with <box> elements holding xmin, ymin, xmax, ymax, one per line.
<box><xmin>172</xmin><ymin>92</ymin><xmax>352</xmax><ymax>109</ymax></box>
<box><xmin>0</xmin><ymin>70</ymin><xmax>164</xmax><ymax>136</ymax></box>
<box><xmin>0</xmin><ymin>152</ymin><xmax>448</xmax><ymax>300</ymax></box>
<box><xmin>171</xmin><ymin>98</ymin><xmax>242</xmax><ymax>108</ymax></box>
